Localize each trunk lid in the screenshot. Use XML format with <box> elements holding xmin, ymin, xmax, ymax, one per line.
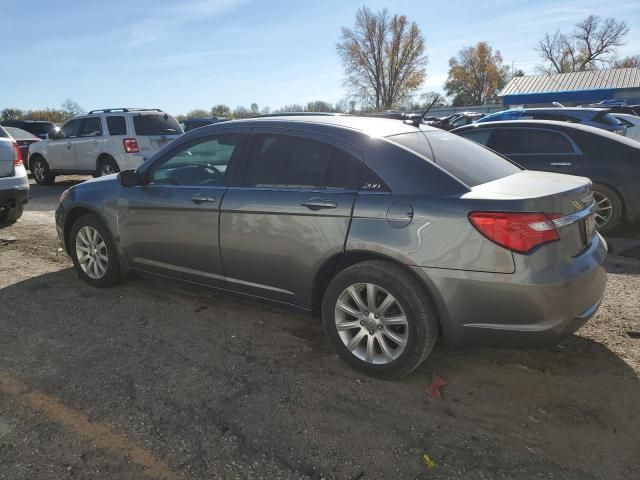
<box><xmin>463</xmin><ymin>170</ymin><xmax>595</xmax><ymax>257</ymax></box>
<box><xmin>0</xmin><ymin>138</ymin><xmax>15</xmax><ymax>177</ymax></box>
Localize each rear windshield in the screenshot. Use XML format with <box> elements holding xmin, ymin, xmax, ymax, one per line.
<box><xmin>5</xmin><ymin>127</ymin><xmax>38</xmax><ymax>140</ymax></box>
<box><xmin>387</xmin><ymin>130</ymin><xmax>521</xmax><ymax>187</ymax></box>
<box><xmin>0</xmin><ymin>127</ymin><xmax>8</xmax><ymax>138</ymax></box>
<box><xmin>133</xmin><ymin>114</ymin><xmax>182</xmax><ymax>136</ymax></box>
<box><xmin>29</xmin><ymin>123</ymin><xmax>55</xmax><ymax>134</ymax></box>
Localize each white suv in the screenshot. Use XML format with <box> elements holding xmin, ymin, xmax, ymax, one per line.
<box><xmin>28</xmin><ymin>108</ymin><xmax>183</xmax><ymax>185</ymax></box>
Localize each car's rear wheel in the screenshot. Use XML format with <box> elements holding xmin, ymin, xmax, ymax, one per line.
<box><xmin>30</xmin><ymin>155</ymin><xmax>55</xmax><ymax>185</ymax></box>
<box><xmin>322</xmin><ymin>260</ymin><xmax>438</xmax><ymax>379</ymax></box>
<box><xmin>70</xmin><ymin>214</ymin><xmax>123</xmax><ymax>287</ymax></box>
<box><xmin>592</xmin><ymin>184</ymin><xmax>622</xmax><ymax>234</ymax></box>
<box><xmin>97</xmin><ymin>157</ymin><xmax>120</xmax><ymax>177</ymax></box>
<box><xmin>0</xmin><ymin>204</ymin><xmax>24</xmax><ymax>225</ymax></box>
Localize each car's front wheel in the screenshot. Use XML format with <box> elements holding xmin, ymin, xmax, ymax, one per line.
<box><xmin>322</xmin><ymin>260</ymin><xmax>439</xmax><ymax>379</ymax></box>
<box><xmin>30</xmin><ymin>155</ymin><xmax>55</xmax><ymax>185</ymax></box>
<box><xmin>70</xmin><ymin>214</ymin><xmax>123</xmax><ymax>287</ymax></box>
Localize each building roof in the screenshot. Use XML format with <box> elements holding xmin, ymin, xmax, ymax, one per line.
<box><xmin>499</xmin><ymin>68</ymin><xmax>640</xmax><ymax>97</ymax></box>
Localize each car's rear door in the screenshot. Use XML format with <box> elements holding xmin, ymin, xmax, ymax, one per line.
<box><xmin>219</xmin><ymin>128</ymin><xmax>363</xmax><ymax>307</ymax></box>
<box><xmin>486</xmin><ymin>128</ymin><xmax>582</xmax><ymax>175</ymax></box>
<box><xmin>118</xmin><ymin>130</ymin><xmax>247</xmax><ymax>286</ymax></box>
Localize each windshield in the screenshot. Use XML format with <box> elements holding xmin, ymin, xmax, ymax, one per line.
<box><xmin>133</xmin><ymin>113</ymin><xmax>183</xmax><ymax>136</ymax></box>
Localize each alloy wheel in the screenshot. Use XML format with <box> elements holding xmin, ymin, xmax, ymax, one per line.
<box><xmin>101</xmin><ymin>163</ymin><xmax>116</xmax><ymax>176</ymax></box>
<box><xmin>75</xmin><ymin>226</ymin><xmax>108</xmax><ymax>279</ymax></box>
<box><xmin>33</xmin><ymin>160</ymin><xmax>45</xmax><ymax>182</ymax></box>
<box><xmin>593</xmin><ymin>190</ymin><xmax>613</xmax><ymax>229</ymax></box>
<box><xmin>334</xmin><ymin>283</ymin><xmax>409</xmax><ymax>364</ymax></box>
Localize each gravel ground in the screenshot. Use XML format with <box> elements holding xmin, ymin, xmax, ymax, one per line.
<box><xmin>1</xmin><ymin>178</ymin><xmax>639</xmax><ymax>479</ymax></box>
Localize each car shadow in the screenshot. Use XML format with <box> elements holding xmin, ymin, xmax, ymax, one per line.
<box><xmin>1</xmin><ymin>267</ymin><xmax>639</xmax><ymax>479</ymax></box>
<box><xmin>25</xmin><ymin>176</ymin><xmax>89</xmax><ymax>212</ymax></box>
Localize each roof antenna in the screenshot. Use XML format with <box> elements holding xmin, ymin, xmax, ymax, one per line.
<box><xmin>407</xmin><ymin>95</ymin><xmax>440</xmax><ymax>127</ymax></box>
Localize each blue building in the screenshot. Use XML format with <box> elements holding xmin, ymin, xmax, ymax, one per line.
<box><xmin>498</xmin><ymin>68</ymin><xmax>640</xmax><ymax>107</ymax></box>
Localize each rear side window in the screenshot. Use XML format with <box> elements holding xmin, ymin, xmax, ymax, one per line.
<box><xmin>388</xmin><ymin>130</ymin><xmax>520</xmax><ymax>187</ymax></box>
<box><xmin>243</xmin><ymin>134</ymin><xmax>361</xmax><ymax>190</ymax></box>
<box><xmin>133</xmin><ymin>114</ymin><xmax>182</xmax><ymax>136</ymax></box>
<box><xmin>79</xmin><ymin>117</ymin><xmax>102</xmax><ymax>137</ymax></box>
<box><xmin>107</xmin><ymin>116</ymin><xmax>127</xmax><ymax>135</ymax></box>
<box><xmin>488</xmin><ymin>129</ymin><xmax>574</xmax><ymax>154</ymax></box>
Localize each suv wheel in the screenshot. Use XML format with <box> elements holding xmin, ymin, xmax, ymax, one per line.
<box><xmin>31</xmin><ymin>156</ymin><xmax>55</xmax><ymax>185</ymax></box>
<box><xmin>97</xmin><ymin>157</ymin><xmax>120</xmax><ymax>177</ymax></box>
<box><xmin>322</xmin><ymin>260</ymin><xmax>439</xmax><ymax>379</ymax></box>
<box><xmin>592</xmin><ymin>183</ymin><xmax>622</xmax><ymax>234</ymax></box>
<box><xmin>70</xmin><ymin>214</ymin><xmax>123</xmax><ymax>287</ymax></box>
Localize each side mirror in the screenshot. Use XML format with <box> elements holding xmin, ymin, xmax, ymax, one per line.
<box><xmin>48</xmin><ymin>129</ymin><xmax>62</xmax><ymax>140</ymax></box>
<box><xmin>118</xmin><ymin>169</ymin><xmax>141</xmax><ymax>187</ymax></box>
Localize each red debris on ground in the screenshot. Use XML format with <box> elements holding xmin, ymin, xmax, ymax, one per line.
<box><xmin>425</xmin><ymin>375</ymin><xmax>448</xmax><ymax>399</ymax></box>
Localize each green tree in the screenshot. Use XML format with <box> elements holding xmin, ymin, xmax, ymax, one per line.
<box><xmin>337</xmin><ymin>6</ymin><xmax>427</xmax><ymax>110</ymax></box>
<box><xmin>211</xmin><ymin>104</ymin><xmax>232</xmax><ymax>117</ymax></box>
<box><xmin>445</xmin><ymin>42</ymin><xmax>508</xmax><ymax>106</ymax></box>
<box><xmin>184</xmin><ymin>109</ymin><xmax>210</xmax><ymax>119</ymax></box>
<box><xmin>306</xmin><ymin>100</ymin><xmax>335</xmax><ymax>112</ymax></box>
<box><xmin>0</xmin><ymin>108</ymin><xmax>24</xmax><ymax>121</ymax></box>
<box><xmin>232</xmin><ymin>106</ymin><xmax>252</xmax><ymax>119</ymax></box>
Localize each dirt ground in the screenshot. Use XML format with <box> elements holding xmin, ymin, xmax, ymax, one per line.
<box><xmin>1</xmin><ymin>178</ymin><xmax>639</xmax><ymax>479</ymax></box>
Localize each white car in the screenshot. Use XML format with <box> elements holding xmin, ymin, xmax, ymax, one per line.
<box><xmin>0</xmin><ymin>126</ymin><xmax>29</xmax><ymax>224</ymax></box>
<box><xmin>28</xmin><ymin>108</ymin><xmax>183</xmax><ymax>185</ymax></box>
<box><xmin>612</xmin><ymin>113</ymin><xmax>640</xmax><ymax>142</ymax></box>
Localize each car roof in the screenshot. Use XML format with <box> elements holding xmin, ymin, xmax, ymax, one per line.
<box><xmin>454</xmin><ymin>119</ymin><xmax>640</xmax><ymax>147</ymax></box>
<box><xmin>210</xmin><ymin>115</ymin><xmax>431</xmax><ymax>137</ymax></box>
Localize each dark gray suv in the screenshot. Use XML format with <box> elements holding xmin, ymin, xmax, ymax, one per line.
<box><xmin>55</xmin><ymin>116</ymin><xmax>607</xmax><ymax>378</ymax></box>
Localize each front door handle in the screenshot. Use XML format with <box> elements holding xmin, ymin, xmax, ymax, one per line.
<box><xmin>300</xmin><ymin>197</ymin><xmax>337</xmax><ymax>210</ymax></box>
<box><xmin>189</xmin><ymin>194</ymin><xmax>217</xmax><ymax>204</ymax></box>
<box><xmin>550</xmin><ymin>162</ymin><xmax>572</xmax><ymax>166</ymax></box>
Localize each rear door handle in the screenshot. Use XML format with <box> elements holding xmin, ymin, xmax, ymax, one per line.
<box><xmin>189</xmin><ymin>194</ymin><xmax>217</xmax><ymax>204</ymax></box>
<box><xmin>550</xmin><ymin>162</ymin><xmax>572</xmax><ymax>166</ymax></box>
<box><xmin>300</xmin><ymin>197</ymin><xmax>337</xmax><ymax>210</ymax></box>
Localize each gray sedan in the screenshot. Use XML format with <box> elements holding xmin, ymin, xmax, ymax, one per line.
<box><xmin>55</xmin><ymin>116</ymin><xmax>607</xmax><ymax>378</ymax></box>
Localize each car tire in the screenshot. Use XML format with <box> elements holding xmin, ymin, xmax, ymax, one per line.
<box><xmin>322</xmin><ymin>260</ymin><xmax>439</xmax><ymax>379</ymax></box>
<box><xmin>69</xmin><ymin>213</ymin><xmax>123</xmax><ymax>288</ymax></box>
<box><xmin>96</xmin><ymin>157</ymin><xmax>120</xmax><ymax>177</ymax></box>
<box><xmin>592</xmin><ymin>183</ymin><xmax>622</xmax><ymax>235</ymax></box>
<box><xmin>0</xmin><ymin>204</ymin><xmax>24</xmax><ymax>226</ymax></box>
<box><xmin>30</xmin><ymin>155</ymin><xmax>55</xmax><ymax>185</ymax></box>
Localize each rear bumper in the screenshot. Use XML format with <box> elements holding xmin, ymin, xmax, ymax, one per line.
<box><xmin>413</xmin><ymin>233</ymin><xmax>608</xmax><ymax>348</ymax></box>
<box><xmin>0</xmin><ymin>166</ymin><xmax>29</xmax><ymax>207</ymax></box>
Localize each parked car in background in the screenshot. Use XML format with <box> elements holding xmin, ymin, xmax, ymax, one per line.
<box><xmin>183</xmin><ymin>117</ymin><xmax>229</xmax><ymax>132</ymax></box>
<box><xmin>0</xmin><ymin>126</ymin><xmax>29</xmax><ymax>225</ymax></box>
<box><xmin>453</xmin><ymin>120</ymin><xmax>640</xmax><ymax>233</ymax></box>
<box><xmin>4</xmin><ymin>127</ymin><xmax>41</xmax><ymax>169</ymax></box>
<box><xmin>28</xmin><ymin>108</ymin><xmax>183</xmax><ymax>185</ymax></box>
<box><xmin>0</xmin><ymin>119</ymin><xmax>57</xmax><ymax>140</ymax></box>
<box><xmin>611</xmin><ymin>113</ymin><xmax>640</xmax><ymax>142</ymax></box>
<box><xmin>583</xmin><ymin>101</ymin><xmax>640</xmax><ymax>117</ymax></box>
<box><xmin>475</xmin><ymin>108</ymin><xmax>626</xmax><ymax>135</ymax></box>
<box><xmin>55</xmin><ymin>116</ymin><xmax>606</xmax><ymax>378</ymax></box>
<box><xmin>425</xmin><ymin>112</ymin><xmax>485</xmax><ymax>130</ymax></box>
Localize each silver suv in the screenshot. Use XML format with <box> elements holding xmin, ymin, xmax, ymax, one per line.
<box><xmin>54</xmin><ymin>116</ymin><xmax>607</xmax><ymax>378</ymax></box>
<box><xmin>29</xmin><ymin>108</ymin><xmax>182</xmax><ymax>184</ymax></box>
<box><xmin>0</xmin><ymin>125</ymin><xmax>29</xmax><ymax>225</ymax></box>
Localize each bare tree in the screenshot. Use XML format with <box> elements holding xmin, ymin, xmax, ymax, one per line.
<box><xmin>537</xmin><ymin>15</ymin><xmax>629</xmax><ymax>73</ymax></box>
<box><xmin>612</xmin><ymin>55</ymin><xmax>640</xmax><ymax>69</ymax></box>
<box><xmin>337</xmin><ymin>6</ymin><xmax>427</xmax><ymax>110</ymax></box>
<box><xmin>60</xmin><ymin>98</ymin><xmax>84</xmax><ymax>120</ymax></box>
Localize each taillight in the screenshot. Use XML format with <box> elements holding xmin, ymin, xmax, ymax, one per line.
<box><xmin>468</xmin><ymin>212</ymin><xmax>562</xmax><ymax>254</ymax></box>
<box><xmin>12</xmin><ymin>142</ymin><xmax>23</xmax><ymax>166</ymax></box>
<box><xmin>123</xmin><ymin>138</ymin><xmax>139</xmax><ymax>153</ymax></box>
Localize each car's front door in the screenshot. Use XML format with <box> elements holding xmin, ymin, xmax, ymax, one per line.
<box><xmin>486</xmin><ymin>128</ymin><xmax>582</xmax><ymax>175</ymax></box>
<box><xmin>220</xmin><ymin>129</ymin><xmax>363</xmax><ymax>307</ymax></box>
<box><xmin>75</xmin><ymin>117</ymin><xmax>105</xmax><ymax>171</ymax></box>
<box><xmin>118</xmin><ymin>131</ymin><xmax>247</xmax><ymax>286</ymax></box>
<box><xmin>49</xmin><ymin>118</ymin><xmax>81</xmax><ymax>170</ymax></box>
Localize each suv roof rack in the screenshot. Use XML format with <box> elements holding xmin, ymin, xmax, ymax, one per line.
<box><xmin>87</xmin><ymin>108</ymin><xmax>163</xmax><ymax>114</ymax></box>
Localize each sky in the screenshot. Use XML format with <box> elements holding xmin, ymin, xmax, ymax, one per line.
<box><xmin>1</xmin><ymin>0</ymin><xmax>639</xmax><ymax>115</ymax></box>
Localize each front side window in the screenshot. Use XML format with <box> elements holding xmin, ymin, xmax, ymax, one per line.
<box><xmin>489</xmin><ymin>129</ymin><xmax>574</xmax><ymax>154</ymax></box>
<box><xmin>459</xmin><ymin>129</ymin><xmax>492</xmax><ymax>146</ymax></box>
<box><xmin>60</xmin><ymin>119</ymin><xmax>81</xmax><ymax>139</ymax></box>
<box><xmin>79</xmin><ymin>117</ymin><xmax>102</xmax><ymax>137</ymax></box>
<box><xmin>149</xmin><ymin>134</ymin><xmax>242</xmax><ymax>186</ymax></box>
<box><xmin>243</xmin><ymin>134</ymin><xmax>361</xmax><ymax>190</ymax></box>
